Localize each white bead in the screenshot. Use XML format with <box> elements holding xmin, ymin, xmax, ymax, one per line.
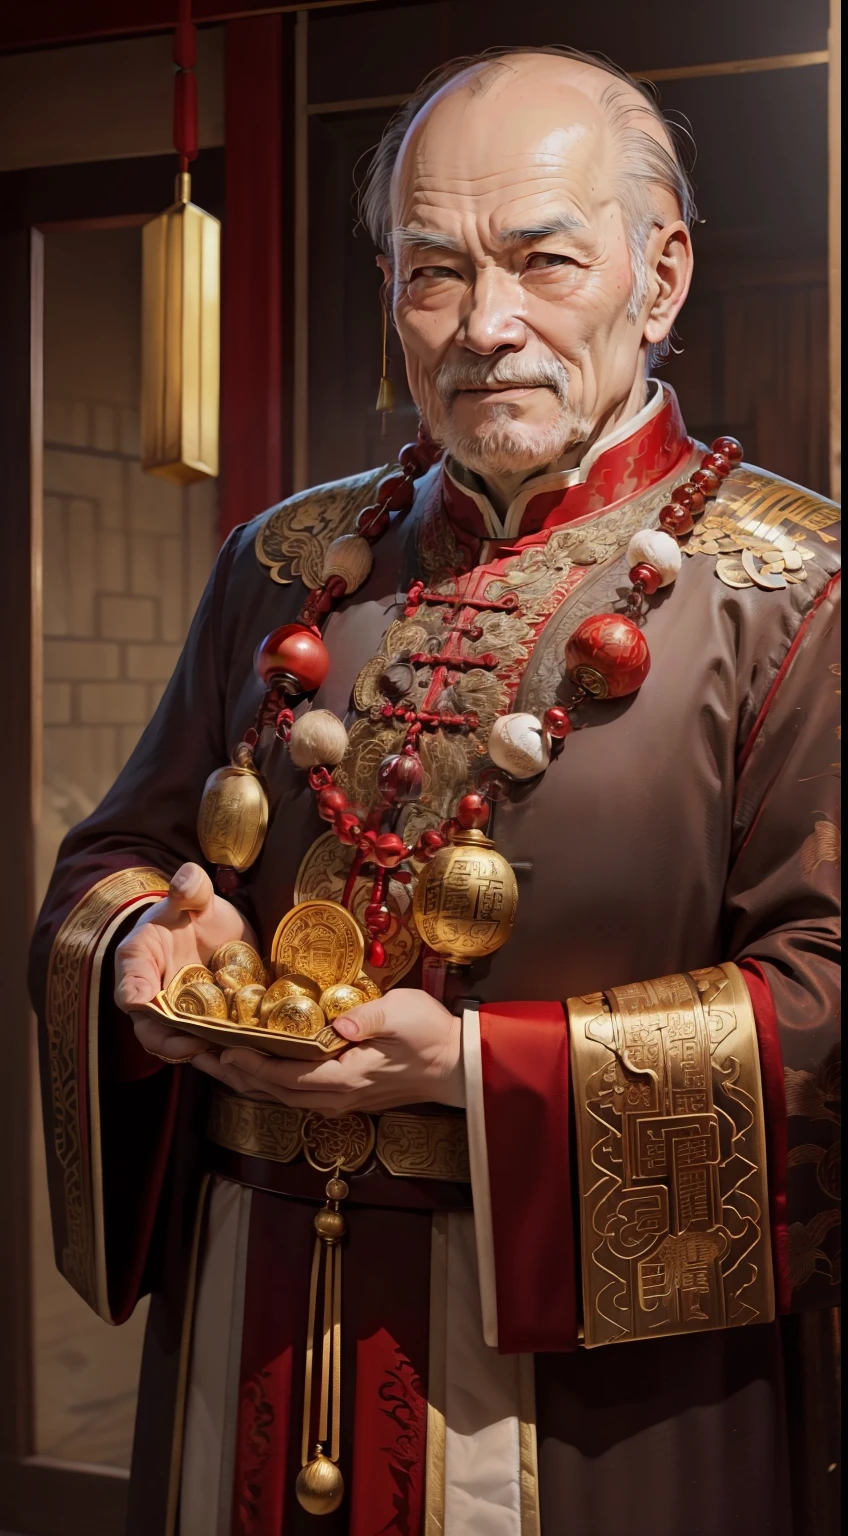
<box><xmin>487</xmin><ymin>712</ymin><xmax>551</xmax><ymax>780</ymax></box>
<box><xmin>322</xmin><ymin>534</ymin><xmax>373</xmax><ymax>594</ymax></box>
<box><xmin>289</xmin><ymin>710</ymin><xmax>349</xmax><ymax>769</ymax></box>
<box><xmin>626</xmin><ymin>528</ymin><xmax>682</xmax><ymax>587</ymax></box>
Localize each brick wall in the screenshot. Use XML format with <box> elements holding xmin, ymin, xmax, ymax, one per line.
<box><xmin>39</xmin><ymin>400</ymin><xmax>218</xmax><ymax>895</ymax></box>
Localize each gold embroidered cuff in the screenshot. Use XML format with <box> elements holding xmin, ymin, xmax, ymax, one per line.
<box><xmin>568</xmin><ymin>963</ymin><xmax>774</xmax><ymax>1347</ymax></box>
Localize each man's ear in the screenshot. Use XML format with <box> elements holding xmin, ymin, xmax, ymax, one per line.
<box><xmin>643</xmin><ymin>221</ymin><xmax>693</xmax><ymax>349</ymax></box>
<box><xmin>376</xmin><ymin>253</ymin><xmax>393</xmax><ymax>287</ymax></box>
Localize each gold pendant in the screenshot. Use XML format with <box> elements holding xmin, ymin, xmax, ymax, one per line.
<box><xmin>197</xmin><ymin>764</ymin><xmax>269</xmax><ymax>870</ymax></box>
<box><xmin>412</xmin><ymin>828</ymin><xmax>518</xmax><ymax>965</ymax></box>
<box><xmin>294</xmin><ymin>832</ymin><xmax>421</xmax><ymax>989</ymax></box>
<box><xmin>271</xmin><ymin>900</ymin><xmax>365</xmax><ymax>992</ymax></box>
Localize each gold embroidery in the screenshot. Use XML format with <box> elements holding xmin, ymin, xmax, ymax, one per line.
<box><xmin>377</xmin><ymin>1110</ymin><xmax>471</xmax><ymax>1181</ymax></box>
<box><xmin>800</xmin><ymin>818</ymin><xmax>841</xmax><ymax>878</ymax></box>
<box><xmin>568</xmin><ymin>962</ymin><xmax>774</xmax><ymax>1347</ymax></box>
<box><xmin>255</xmin><ymin>466</ymin><xmax>387</xmax><ymax>588</ymax></box>
<box><xmin>45</xmin><ymin>866</ymin><xmax>169</xmax><ymax>1308</ymax></box>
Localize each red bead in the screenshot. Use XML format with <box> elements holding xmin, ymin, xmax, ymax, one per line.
<box><xmin>366</xmin><ymin>939</ymin><xmax>386</xmax><ymax>968</ymax></box>
<box><xmin>215</xmin><ymin>866</ymin><xmax>241</xmax><ymax>896</ymax></box>
<box><xmin>543</xmin><ymin>706</ymin><xmax>572</xmax><ymax>740</ymax></box>
<box><xmin>356</xmin><ymin>829</ymin><xmax>378</xmax><ymax>856</ymax></box>
<box><xmin>317</xmin><ymin>787</ymin><xmax>346</xmax><ymax>821</ymax></box>
<box><xmin>629</xmin><ymin>562</ymin><xmax>662</xmax><ymax>596</ymax></box>
<box><xmin>255</xmin><ymin>625</ymin><xmax>330</xmax><ymax>693</ymax></box>
<box><xmin>334</xmin><ymin>810</ymin><xmax>362</xmax><ymax>845</ymax></box>
<box><xmin>711</xmin><ymin>435</ymin><xmax>743</xmax><ymax>465</ymax></box>
<box><xmin>659</xmin><ymin>504</ymin><xmax>694</xmax><ymax>536</ymax></box>
<box><xmin>355</xmin><ymin>505</ymin><xmax>391</xmax><ymax>540</ymax></box>
<box><xmin>690</xmin><ymin>467</ymin><xmax>721</xmax><ymax>495</ymax></box>
<box><xmin>364</xmin><ymin>902</ymin><xmax>392</xmax><ymax>934</ymax></box>
<box><xmin>375</xmin><ymin>470</ymin><xmax>415</xmax><ymax>510</ymax></box>
<box><xmin>565</xmin><ymin>614</ymin><xmax>651</xmax><ymax>700</ymax></box>
<box><xmin>414</xmin><ymin>829</ymin><xmax>444</xmax><ymax>861</ymax></box>
<box><xmin>441</xmin><ymin>818</ymin><xmax>462</xmax><ymax>842</ymax></box>
<box><xmin>672</xmin><ymin>481</ymin><xmax>705</xmax><ymax>514</ymax></box>
<box><xmin>376</xmin><ymin>750</ymin><xmax>423</xmax><ymax>805</ymax></box>
<box><xmin>374</xmin><ymin>832</ymin><xmax>407</xmax><ymax>868</ymax></box>
<box><xmin>399</xmin><ymin>442</ymin><xmax>429</xmax><ymax>474</ymax></box>
<box><xmin>700</xmin><ymin>451</ymin><xmax>731</xmax><ymax>479</ymax></box>
<box><xmin>456</xmin><ymin>792</ymin><xmax>490</xmax><ymax>830</ymax></box>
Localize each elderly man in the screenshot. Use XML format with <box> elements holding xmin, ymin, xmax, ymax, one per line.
<box><xmin>32</xmin><ymin>47</ymin><xmax>839</xmax><ymax>1536</ymax></box>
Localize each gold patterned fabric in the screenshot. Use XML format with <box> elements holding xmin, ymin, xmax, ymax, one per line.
<box><xmin>568</xmin><ymin>963</ymin><xmax>774</xmax><ymax>1347</ymax></box>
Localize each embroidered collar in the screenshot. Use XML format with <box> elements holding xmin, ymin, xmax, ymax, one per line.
<box><xmin>442</xmin><ymin>381</ymin><xmax>692</xmax><ymax>543</ymax></box>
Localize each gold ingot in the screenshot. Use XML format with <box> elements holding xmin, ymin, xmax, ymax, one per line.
<box><xmin>259</xmin><ymin>975</ymin><xmax>320</xmax><ymax>1024</ymax></box>
<box><xmin>264</xmin><ymin>995</ymin><xmax>326</xmax><ymax>1038</ymax></box>
<box><xmin>229</xmin><ymin>984</ymin><xmax>266</xmax><ymax>1025</ymax></box>
<box><xmin>295</xmin><ymin>1455</ymin><xmax>344</xmax><ymax>1515</ymax></box>
<box><xmin>412</xmin><ymin>828</ymin><xmax>518</xmax><ymax>965</ymax></box>
<box><xmin>197</xmin><ymin>766</ymin><xmax>269</xmax><ymax>871</ymax></box>
<box><xmin>165</xmin><ymin>964</ymin><xmax>215</xmax><ymax>1009</ymax></box>
<box><xmin>319</xmin><ymin>983</ymin><xmax>366</xmax><ymax>1022</ymax></box>
<box><xmin>271</xmin><ymin>901</ymin><xmax>364</xmax><ymax>992</ymax></box>
<box><xmin>141</xmin><ymin>173</ymin><xmax>220</xmax><ymax>485</ymax></box>
<box><xmin>172</xmin><ymin>979</ymin><xmax>229</xmax><ymax>1020</ymax></box>
<box><xmin>215</xmin><ymin>966</ymin><xmax>254</xmax><ymax>998</ymax></box>
<box><xmin>209</xmin><ymin>941</ymin><xmax>266</xmax><ymax>985</ymax></box>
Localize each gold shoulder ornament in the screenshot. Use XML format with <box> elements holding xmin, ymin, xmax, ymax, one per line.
<box><xmin>568</xmin><ymin>962</ymin><xmax>774</xmax><ymax>1348</ymax></box>
<box><xmin>686</xmin><ymin>466</ymin><xmax>839</xmax><ymax>589</ymax></box>
<box><xmin>255</xmin><ymin>466</ymin><xmax>389</xmax><ymax>588</ymax></box>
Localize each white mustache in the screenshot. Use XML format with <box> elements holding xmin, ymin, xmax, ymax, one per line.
<box><xmin>433</xmin><ymin>353</ymin><xmax>569</xmax><ymax>405</ymax></box>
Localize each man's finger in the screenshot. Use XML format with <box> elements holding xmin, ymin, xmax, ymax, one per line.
<box><xmin>167</xmin><ymin>861</ymin><xmax>215</xmax><ymax>914</ymax></box>
<box><xmin>332</xmin><ymin>998</ymin><xmax>390</xmax><ymax>1043</ymax></box>
<box><xmin>220</xmin><ymin>1046</ymin><xmax>355</xmax><ymax>1091</ymax></box>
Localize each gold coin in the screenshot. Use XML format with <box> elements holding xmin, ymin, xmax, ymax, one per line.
<box><xmin>264</xmin><ymin>995</ymin><xmax>326</xmax><ymax>1038</ymax></box>
<box><xmin>741</xmin><ymin>549</ymin><xmax>786</xmax><ymax>590</ymax></box>
<box><xmin>229</xmin><ymin>984</ymin><xmax>266</xmax><ymax>1025</ymax></box>
<box><xmin>271</xmin><ymin>901</ymin><xmax>364</xmax><ymax>992</ymax></box>
<box><xmin>209</xmin><ymin>942</ymin><xmax>266</xmax><ymax>985</ymax></box>
<box><xmin>260</xmin><ymin>975</ymin><xmax>321</xmax><ymax>1024</ymax></box>
<box><xmin>165</xmin><ymin>964</ymin><xmax>215</xmax><ymax>1008</ymax></box>
<box><xmin>172</xmin><ymin>980</ymin><xmax>229</xmax><ymax>1020</ymax></box>
<box><xmin>782</xmin><ymin>548</ymin><xmax>803</xmax><ymax>571</ymax></box>
<box><xmin>715</xmin><ymin>556</ymin><xmax>755</xmax><ymax>589</ymax></box>
<box><xmin>354</xmin><ymin>971</ymin><xmax>383</xmax><ymax>1001</ymax></box>
<box><xmin>319</xmin><ymin>983</ymin><xmax>366</xmax><ymax>1022</ymax></box>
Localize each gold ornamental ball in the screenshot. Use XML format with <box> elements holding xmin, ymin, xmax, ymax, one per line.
<box><xmin>319</xmin><ymin>983</ymin><xmax>366</xmax><ymax>1022</ymax></box>
<box><xmin>209</xmin><ymin>941</ymin><xmax>267</xmax><ymax>985</ymax></box>
<box><xmin>173</xmin><ymin>980</ymin><xmax>230</xmax><ymax>1020</ymax></box>
<box><xmin>412</xmin><ymin>828</ymin><xmax>518</xmax><ymax>966</ymax></box>
<box><xmin>314</xmin><ymin>1207</ymin><xmax>347</xmax><ymax>1242</ymax></box>
<box><xmin>229</xmin><ymin>984</ymin><xmax>266</xmax><ymax>1025</ymax></box>
<box><xmin>296</xmin><ymin>1454</ymin><xmax>344</xmax><ymax>1515</ymax></box>
<box><xmin>260</xmin><ymin>975</ymin><xmax>320</xmax><ymax>1024</ymax></box>
<box><xmin>264</xmin><ymin>995</ymin><xmax>325</xmax><ymax>1038</ymax></box>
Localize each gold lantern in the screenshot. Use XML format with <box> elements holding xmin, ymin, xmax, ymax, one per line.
<box><xmin>141</xmin><ymin>171</ymin><xmax>220</xmax><ymax>485</ymax></box>
<box><xmin>412</xmin><ymin>828</ymin><xmax>518</xmax><ymax>965</ymax></box>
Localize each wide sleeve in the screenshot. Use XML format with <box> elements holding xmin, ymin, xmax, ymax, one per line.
<box><xmin>462</xmin><ymin>573</ymin><xmax>840</xmax><ymax>1354</ymax></box>
<box><xmin>29</xmin><ymin>529</ymin><xmax>241</xmax><ymax>1323</ymax></box>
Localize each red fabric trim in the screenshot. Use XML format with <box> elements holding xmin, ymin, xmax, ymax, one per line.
<box><xmin>738</xmin><ymin>960</ymin><xmax>791</xmax><ymax>1314</ymax></box>
<box><xmin>221</xmin><ymin>16</ymin><xmax>285</xmax><ymax>539</ymax></box>
<box><xmin>737</xmin><ymin>572</ymin><xmax>841</xmax><ymax>775</ymax></box>
<box><xmin>479</xmin><ymin>1002</ymin><xmax>577</xmax><ymax>1352</ymax></box>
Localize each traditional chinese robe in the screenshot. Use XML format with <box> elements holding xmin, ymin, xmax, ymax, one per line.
<box><xmin>31</xmin><ymin>383</ymin><xmax>840</xmax><ymax>1536</ymax></box>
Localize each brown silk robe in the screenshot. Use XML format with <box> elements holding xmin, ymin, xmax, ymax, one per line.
<box><xmin>30</xmin><ymin>387</ymin><xmax>840</xmax><ymax>1536</ymax></box>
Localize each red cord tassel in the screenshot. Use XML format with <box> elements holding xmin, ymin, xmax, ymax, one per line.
<box><xmin>172</xmin><ymin>0</ymin><xmax>198</xmax><ymax>172</ymax></box>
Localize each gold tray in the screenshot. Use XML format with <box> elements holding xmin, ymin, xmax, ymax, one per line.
<box><xmin>139</xmin><ymin>992</ymin><xmax>348</xmax><ymax>1061</ymax></box>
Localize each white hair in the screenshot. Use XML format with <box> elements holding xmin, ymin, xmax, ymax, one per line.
<box><xmin>357</xmin><ymin>46</ymin><xmax>696</xmax><ymax>368</ymax></box>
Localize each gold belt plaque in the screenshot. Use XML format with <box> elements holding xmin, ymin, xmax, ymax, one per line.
<box><xmin>568</xmin><ymin>963</ymin><xmax>774</xmax><ymax>1348</ymax></box>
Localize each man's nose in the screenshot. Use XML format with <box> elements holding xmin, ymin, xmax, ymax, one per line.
<box><xmin>456</xmin><ymin>268</ymin><xmax>525</xmax><ymax>354</ymax></box>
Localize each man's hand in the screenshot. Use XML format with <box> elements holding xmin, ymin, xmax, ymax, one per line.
<box><xmin>116</xmin><ymin>861</ymin><xmax>258</xmax><ymax>1064</ymax></box>
<box><xmin>191</xmin><ymin>987</ymin><xmax>465</xmax><ymax>1113</ymax></box>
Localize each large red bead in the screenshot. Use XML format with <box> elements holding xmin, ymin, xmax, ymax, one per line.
<box><xmin>456</xmin><ymin>792</ymin><xmax>490</xmax><ymax>830</ymax></box>
<box><xmin>690</xmin><ymin>467</ymin><xmax>721</xmax><ymax>495</ymax></box>
<box><xmin>565</xmin><ymin>614</ymin><xmax>651</xmax><ymax>700</ymax></box>
<box><xmin>701</xmin><ymin>451</ymin><xmax>731</xmax><ymax>479</ymax></box>
<box><xmin>711</xmin><ymin>435</ymin><xmax>743</xmax><ymax>465</ymax></box>
<box><xmin>375</xmin><ymin>470</ymin><xmax>415</xmax><ymax>510</ymax></box>
<box><xmin>376</xmin><ymin>750</ymin><xmax>423</xmax><ymax>804</ymax></box>
<box><xmin>366</xmin><ymin>939</ymin><xmax>386</xmax><ymax>968</ymax></box>
<box><xmin>659</xmin><ymin>504</ymin><xmax>694</xmax><ymax>536</ymax></box>
<box><xmin>255</xmin><ymin>625</ymin><xmax>330</xmax><ymax>692</ymax></box>
<box><xmin>374</xmin><ymin>832</ymin><xmax>407</xmax><ymax>868</ymax></box>
<box><xmin>317</xmin><ymin>786</ymin><xmax>347</xmax><ymax>821</ymax></box>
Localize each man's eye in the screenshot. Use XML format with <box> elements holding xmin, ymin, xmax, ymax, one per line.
<box><xmin>525</xmin><ymin>252</ymin><xmax>577</xmax><ymax>271</ymax></box>
<box><xmin>411</xmin><ymin>265</ymin><xmax>461</xmax><ymax>281</ymax></box>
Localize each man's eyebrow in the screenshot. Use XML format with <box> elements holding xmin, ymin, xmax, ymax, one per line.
<box><xmin>390</xmin><ymin>227</ymin><xmax>465</xmax><ymax>255</ymax></box>
<box><xmin>498</xmin><ymin>213</ymin><xmax>591</xmax><ymax>245</ymax></box>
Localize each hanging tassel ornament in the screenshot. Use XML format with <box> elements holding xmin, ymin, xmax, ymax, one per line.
<box><xmin>141</xmin><ymin>0</ymin><xmax>220</xmax><ymax>484</ymax></box>
<box><xmin>296</xmin><ymin>1174</ymin><xmax>348</xmax><ymax>1515</ymax></box>
<box><xmin>375</xmin><ymin>298</ymin><xmax>394</xmax><ymax>436</ymax></box>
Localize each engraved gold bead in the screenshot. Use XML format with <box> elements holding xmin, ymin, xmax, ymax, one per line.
<box><xmin>197</xmin><ymin>765</ymin><xmax>269</xmax><ymax>871</ymax></box>
<box><xmin>172</xmin><ymin>980</ymin><xmax>230</xmax><ymax>1020</ymax></box>
<box><xmin>209</xmin><ymin>942</ymin><xmax>266</xmax><ymax>984</ymax></box>
<box><xmin>264</xmin><ymin>995</ymin><xmax>325</xmax><ymax>1037</ymax></box>
<box><xmin>319</xmin><ymin>983</ymin><xmax>366</xmax><ymax>1021</ymax></box>
<box><xmin>412</xmin><ymin>828</ymin><xmax>518</xmax><ymax>965</ymax></box>
<box><xmin>314</xmin><ymin>1207</ymin><xmax>347</xmax><ymax>1242</ymax></box>
<box><xmin>229</xmin><ymin>984</ymin><xmax>266</xmax><ymax>1025</ymax></box>
<box><xmin>260</xmin><ymin>975</ymin><xmax>320</xmax><ymax>1024</ymax></box>
<box><xmin>295</xmin><ymin>1455</ymin><xmax>344</xmax><ymax>1515</ymax></box>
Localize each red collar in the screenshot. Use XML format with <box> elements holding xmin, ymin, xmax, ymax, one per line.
<box><xmin>441</xmin><ymin>385</ymin><xmax>692</xmax><ymax>547</ymax></box>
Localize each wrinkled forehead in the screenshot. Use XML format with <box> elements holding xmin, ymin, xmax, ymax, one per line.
<box><xmin>390</xmin><ymin>62</ymin><xmax>619</xmax><ymax>232</ymax></box>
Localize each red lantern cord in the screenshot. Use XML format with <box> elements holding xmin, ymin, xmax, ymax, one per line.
<box><xmin>173</xmin><ymin>0</ymin><xmax>198</xmax><ymax>173</ymax></box>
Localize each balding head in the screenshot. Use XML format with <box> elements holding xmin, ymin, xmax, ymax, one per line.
<box><xmin>364</xmin><ymin>48</ymin><xmax>694</xmax><ymax>494</ymax></box>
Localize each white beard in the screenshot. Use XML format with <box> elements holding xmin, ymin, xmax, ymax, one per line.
<box><xmin>440</xmin><ymin>399</ymin><xmax>593</xmax><ymax>476</ymax></box>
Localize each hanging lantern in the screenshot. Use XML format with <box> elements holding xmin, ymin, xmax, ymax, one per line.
<box><xmin>141</xmin><ymin>1</ymin><xmax>220</xmax><ymax>485</ymax></box>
